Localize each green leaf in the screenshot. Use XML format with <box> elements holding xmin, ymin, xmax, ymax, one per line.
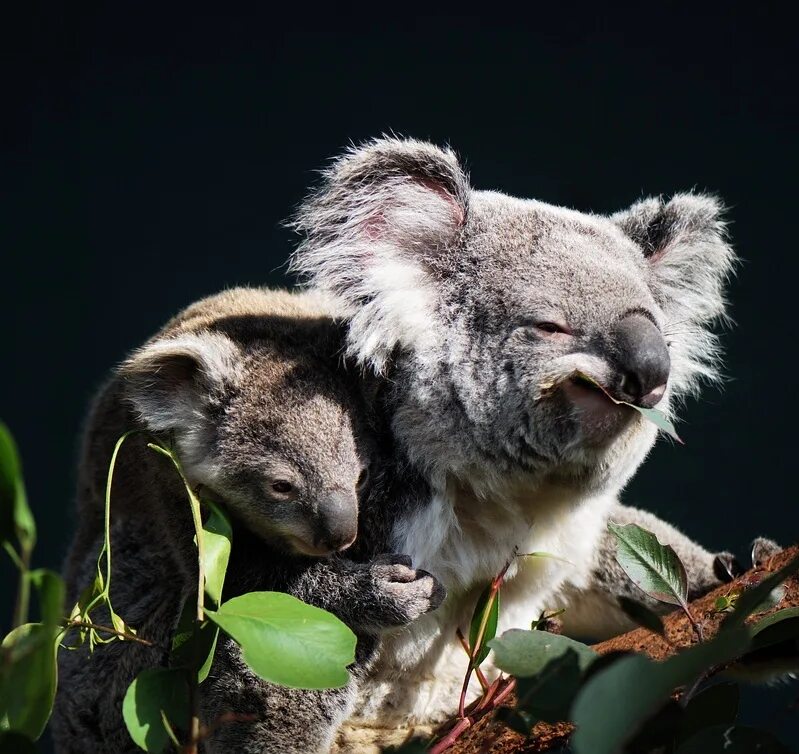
<box><xmin>572</xmin><ymin>372</ymin><xmax>682</xmax><ymax>443</ymax></box>
<box><xmin>678</xmin><ymin>682</ymin><xmax>739</xmax><ymax>744</ymax></box>
<box><xmin>205</xmin><ymin>592</ymin><xmax>357</xmax><ymax>689</ymax></box>
<box><xmin>677</xmin><ymin>725</ymin><xmax>792</xmax><ymax>753</ymax></box>
<box><xmin>724</xmin><ymin>554</ymin><xmax>799</xmax><ymax>630</ymax></box>
<box><xmin>748</xmin><ymin>607</ymin><xmax>799</xmax><ymax>651</ymax></box>
<box><xmin>199</xmin><ymin>499</ymin><xmax>232</xmax><ymax>608</ymax></box>
<box><xmin>468</xmin><ymin>583</ymin><xmax>500</xmax><ymax>667</ymax></box>
<box><xmin>0</xmin><ymin>624</ymin><xmax>59</xmax><ymax>740</ymax></box>
<box><xmin>571</xmin><ymin>626</ymin><xmax>751</xmax><ymax>754</ymax></box>
<box><xmin>170</xmin><ymin>597</ymin><xmax>219</xmax><ymax>684</ymax></box>
<box><xmin>617</xmin><ymin>596</ymin><xmax>666</xmax><ymax>636</ymax></box>
<box><xmin>0</xmin><ymin>730</ymin><xmax>37</xmax><ymax>753</ymax></box>
<box><xmin>514</xmin><ymin>649</ymin><xmax>584</xmax><ymax>723</ymax></box>
<box><xmin>28</xmin><ymin>569</ymin><xmax>65</xmax><ymax>627</ymax></box>
<box><xmin>489</xmin><ymin>628</ymin><xmax>596</xmax><ymax>678</ymax></box>
<box><xmin>0</xmin><ymin>421</ymin><xmax>35</xmax><ymax>554</ymax></box>
<box><xmin>608</xmin><ymin>521</ymin><xmax>688</xmax><ymax>609</ymax></box>
<box><xmin>122</xmin><ymin>668</ymin><xmax>189</xmax><ymax>752</ymax></box>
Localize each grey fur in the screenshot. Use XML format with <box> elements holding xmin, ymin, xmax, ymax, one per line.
<box><xmin>51</xmin><ymin>288</ymin><xmax>444</xmax><ymax>754</ymax></box>
<box><xmin>289</xmin><ymin>138</ymin><xmax>742</xmax><ymax>744</ymax></box>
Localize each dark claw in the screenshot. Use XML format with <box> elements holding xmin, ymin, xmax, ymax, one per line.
<box><xmin>713</xmin><ymin>551</ymin><xmax>743</xmax><ymax>583</ymax></box>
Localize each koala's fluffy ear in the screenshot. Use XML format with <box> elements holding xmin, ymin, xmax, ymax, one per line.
<box><xmin>612</xmin><ymin>194</ymin><xmax>737</xmax><ymax>393</ymax></box>
<box><xmin>119</xmin><ymin>332</ymin><xmax>241</xmax><ymax>433</ymax></box>
<box><xmin>289</xmin><ymin>137</ymin><xmax>470</xmax><ymax>371</ymax></box>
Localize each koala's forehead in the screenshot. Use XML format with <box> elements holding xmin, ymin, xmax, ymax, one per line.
<box><xmin>455</xmin><ymin>192</ymin><xmax>657</xmax><ymax>325</ymax></box>
<box><xmin>216</xmin><ymin>348</ymin><xmax>362</xmax><ymax>471</ymax></box>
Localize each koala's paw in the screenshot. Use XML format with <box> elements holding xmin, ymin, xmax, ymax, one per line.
<box><xmin>369</xmin><ymin>553</ymin><xmax>446</xmax><ymax>626</ymax></box>
<box><xmin>751</xmin><ymin>537</ymin><xmax>782</xmax><ymax>567</ymax></box>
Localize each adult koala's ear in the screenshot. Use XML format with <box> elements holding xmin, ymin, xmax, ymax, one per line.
<box><xmin>289</xmin><ymin>137</ymin><xmax>470</xmax><ymax>371</ymax></box>
<box><xmin>612</xmin><ymin>194</ymin><xmax>737</xmax><ymax>395</ymax></box>
<box><xmin>119</xmin><ymin>332</ymin><xmax>241</xmax><ymax>434</ymax></box>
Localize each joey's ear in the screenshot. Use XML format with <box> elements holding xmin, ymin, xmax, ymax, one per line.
<box><xmin>289</xmin><ymin>137</ymin><xmax>470</xmax><ymax>371</ymax></box>
<box><xmin>612</xmin><ymin>193</ymin><xmax>737</xmax><ymax>394</ymax></box>
<box><xmin>119</xmin><ymin>332</ymin><xmax>241</xmax><ymax>433</ymax></box>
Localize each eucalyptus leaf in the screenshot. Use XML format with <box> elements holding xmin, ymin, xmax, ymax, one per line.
<box><xmin>678</xmin><ymin>682</ymin><xmax>739</xmax><ymax>744</ymax></box>
<box><xmin>617</xmin><ymin>596</ymin><xmax>666</xmax><ymax>637</ymax></box>
<box><xmin>468</xmin><ymin>583</ymin><xmax>500</xmax><ymax>667</ymax></box>
<box><xmin>0</xmin><ymin>623</ymin><xmax>59</xmax><ymax>740</ymax></box>
<box><xmin>489</xmin><ymin>627</ymin><xmax>596</xmax><ymax>678</ymax></box>
<box><xmin>0</xmin><ymin>421</ymin><xmax>35</xmax><ymax>554</ymax></box>
<box><xmin>573</xmin><ymin>372</ymin><xmax>682</xmax><ymax>442</ymax></box>
<box><xmin>514</xmin><ymin>649</ymin><xmax>584</xmax><ymax>723</ymax></box>
<box><xmin>0</xmin><ymin>731</ymin><xmax>37</xmax><ymax>753</ymax></box>
<box><xmin>748</xmin><ymin>607</ymin><xmax>799</xmax><ymax>651</ymax></box>
<box><xmin>199</xmin><ymin>499</ymin><xmax>231</xmax><ymax>608</ymax></box>
<box><xmin>571</xmin><ymin>626</ymin><xmax>750</xmax><ymax>754</ymax></box>
<box><xmin>677</xmin><ymin>725</ymin><xmax>792</xmax><ymax>753</ymax></box>
<box><xmin>170</xmin><ymin>598</ymin><xmax>220</xmax><ymax>684</ymax></box>
<box><xmin>608</xmin><ymin>521</ymin><xmax>689</xmax><ymax>609</ymax></box>
<box><xmin>29</xmin><ymin>569</ymin><xmax>65</xmax><ymax>627</ymax></box>
<box><xmin>122</xmin><ymin>667</ymin><xmax>189</xmax><ymax>752</ymax></box>
<box><xmin>205</xmin><ymin>592</ymin><xmax>357</xmax><ymax>689</ymax></box>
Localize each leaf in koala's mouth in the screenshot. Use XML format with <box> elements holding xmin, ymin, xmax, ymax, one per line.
<box><xmin>571</xmin><ymin>371</ymin><xmax>683</xmax><ymax>445</ymax></box>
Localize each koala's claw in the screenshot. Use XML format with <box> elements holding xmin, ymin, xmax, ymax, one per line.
<box><xmin>713</xmin><ymin>551</ymin><xmax>743</xmax><ymax>583</ymax></box>
<box><xmin>751</xmin><ymin>537</ymin><xmax>782</xmax><ymax>568</ymax></box>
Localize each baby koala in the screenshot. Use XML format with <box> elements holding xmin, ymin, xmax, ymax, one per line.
<box><xmin>52</xmin><ymin>287</ymin><xmax>444</xmax><ymax>754</ymax></box>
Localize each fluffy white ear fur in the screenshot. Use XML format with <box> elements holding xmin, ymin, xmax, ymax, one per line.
<box><xmin>612</xmin><ymin>193</ymin><xmax>737</xmax><ymax>396</ymax></box>
<box><xmin>120</xmin><ymin>332</ymin><xmax>241</xmax><ymax>433</ymax></box>
<box><xmin>290</xmin><ymin>137</ymin><xmax>469</xmax><ymax>372</ymax></box>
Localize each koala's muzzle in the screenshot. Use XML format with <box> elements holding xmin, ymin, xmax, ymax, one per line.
<box><xmin>315</xmin><ymin>491</ymin><xmax>358</xmax><ymax>553</ymax></box>
<box><xmin>612</xmin><ymin>314</ymin><xmax>670</xmax><ymax>408</ymax></box>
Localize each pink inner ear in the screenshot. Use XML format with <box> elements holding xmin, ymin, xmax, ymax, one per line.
<box><xmin>416</xmin><ymin>177</ymin><xmax>466</xmax><ymax>227</ymax></box>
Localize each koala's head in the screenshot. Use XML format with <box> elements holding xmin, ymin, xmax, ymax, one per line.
<box><xmin>290</xmin><ymin>138</ymin><xmax>735</xmax><ymax>493</ymax></box>
<box><xmin>121</xmin><ymin>326</ymin><xmax>367</xmax><ymax>556</ymax></box>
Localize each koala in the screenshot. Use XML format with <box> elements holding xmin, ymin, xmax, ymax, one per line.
<box><xmin>288</xmin><ymin>137</ymin><xmax>746</xmax><ymax>748</ymax></box>
<box><xmin>51</xmin><ymin>287</ymin><xmax>444</xmax><ymax>754</ymax></box>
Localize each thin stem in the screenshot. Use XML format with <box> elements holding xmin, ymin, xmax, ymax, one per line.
<box><xmin>149</xmin><ymin>442</ymin><xmax>205</xmax><ymax>754</ymax></box>
<box><xmin>456</xmin><ymin>629</ymin><xmax>489</xmax><ymax>691</ymax></box>
<box><xmin>681</xmin><ymin>604</ymin><xmax>704</xmax><ymax>643</ymax></box>
<box><xmin>63</xmin><ymin>618</ymin><xmax>153</xmax><ymax>646</ymax></box>
<box><xmin>11</xmin><ymin>546</ymin><xmax>31</xmax><ymax>628</ymax></box>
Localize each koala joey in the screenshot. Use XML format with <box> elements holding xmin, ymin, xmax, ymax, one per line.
<box><xmin>288</xmin><ymin>138</ymin><xmax>766</xmax><ymax>748</ymax></box>
<box><xmin>51</xmin><ymin>287</ymin><xmax>444</xmax><ymax>754</ymax></box>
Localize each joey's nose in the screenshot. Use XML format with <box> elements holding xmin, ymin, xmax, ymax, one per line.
<box><xmin>612</xmin><ymin>314</ymin><xmax>670</xmax><ymax>408</ymax></box>
<box><xmin>316</xmin><ymin>491</ymin><xmax>358</xmax><ymax>552</ymax></box>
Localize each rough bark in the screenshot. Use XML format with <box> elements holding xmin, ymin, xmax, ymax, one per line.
<box><xmin>439</xmin><ymin>545</ymin><xmax>799</xmax><ymax>754</ymax></box>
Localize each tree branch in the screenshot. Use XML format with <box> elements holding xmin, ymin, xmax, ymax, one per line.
<box><xmin>439</xmin><ymin>545</ymin><xmax>799</xmax><ymax>754</ymax></box>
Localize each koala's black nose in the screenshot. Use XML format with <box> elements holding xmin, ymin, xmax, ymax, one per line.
<box><xmin>612</xmin><ymin>314</ymin><xmax>670</xmax><ymax>408</ymax></box>
<box><xmin>316</xmin><ymin>491</ymin><xmax>358</xmax><ymax>552</ymax></box>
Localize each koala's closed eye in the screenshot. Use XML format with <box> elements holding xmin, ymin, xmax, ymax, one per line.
<box><xmin>270</xmin><ymin>480</ymin><xmax>295</xmax><ymax>496</ymax></box>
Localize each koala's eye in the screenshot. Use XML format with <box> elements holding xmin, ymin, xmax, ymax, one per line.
<box><xmin>535</xmin><ymin>321</ymin><xmax>572</xmax><ymax>336</ymax></box>
<box><xmin>271</xmin><ymin>480</ymin><xmax>294</xmax><ymax>495</ymax></box>
<box><xmin>356</xmin><ymin>466</ymin><xmax>369</xmax><ymax>490</ymax></box>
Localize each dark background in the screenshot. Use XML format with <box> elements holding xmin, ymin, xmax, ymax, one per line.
<box><xmin>6</xmin><ymin>4</ymin><xmax>798</xmax><ymax>749</ymax></box>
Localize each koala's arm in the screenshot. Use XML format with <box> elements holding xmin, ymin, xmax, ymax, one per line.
<box><xmin>276</xmin><ymin>553</ymin><xmax>446</xmax><ymax>634</ymax></box>
<box><xmin>558</xmin><ymin>502</ymin><xmax>744</xmax><ymax>640</ymax></box>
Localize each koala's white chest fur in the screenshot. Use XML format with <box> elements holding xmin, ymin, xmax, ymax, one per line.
<box><xmin>346</xmin><ymin>480</ymin><xmax>615</xmax><ymax>739</ymax></box>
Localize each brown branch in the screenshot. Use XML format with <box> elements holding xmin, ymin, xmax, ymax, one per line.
<box><xmin>439</xmin><ymin>545</ymin><xmax>799</xmax><ymax>754</ymax></box>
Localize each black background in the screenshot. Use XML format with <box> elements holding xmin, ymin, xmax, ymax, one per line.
<box><xmin>6</xmin><ymin>4</ymin><xmax>799</xmax><ymax>748</ymax></box>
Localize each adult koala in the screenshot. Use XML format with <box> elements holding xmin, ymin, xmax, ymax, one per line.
<box><xmin>290</xmin><ymin>138</ymin><xmax>738</xmax><ymax>746</ymax></box>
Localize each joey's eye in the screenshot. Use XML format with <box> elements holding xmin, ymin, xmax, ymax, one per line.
<box><xmin>535</xmin><ymin>321</ymin><xmax>571</xmax><ymax>336</ymax></box>
<box><xmin>356</xmin><ymin>466</ymin><xmax>369</xmax><ymax>490</ymax></box>
<box><xmin>271</xmin><ymin>480</ymin><xmax>294</xmax><ymax>495</ymax></box>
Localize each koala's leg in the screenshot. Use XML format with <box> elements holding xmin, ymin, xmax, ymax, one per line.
<box><xmin>201</xmin><ymin>636</ymin><xmax>359</xmax><ymax>754</ymax></box>
<box><xmin>558</xmin><ymin>502</ymin><xmax>743</xmax><ymax>641</ymax></box>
